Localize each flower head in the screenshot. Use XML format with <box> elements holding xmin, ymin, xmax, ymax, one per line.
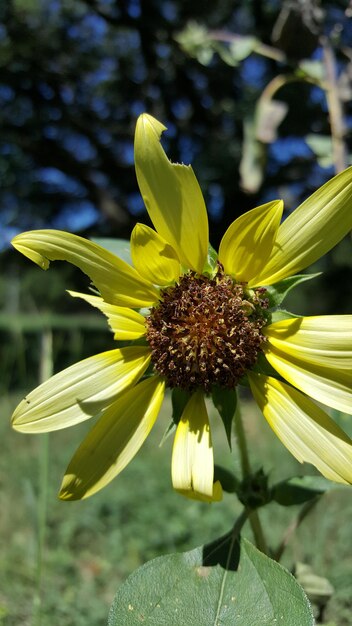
<box><xmin>11</xmin><ymin>114</ymin><xmax>352</xmax><ymax>502</ymax></box>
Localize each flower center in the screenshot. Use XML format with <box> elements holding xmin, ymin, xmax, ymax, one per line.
<box><xmin>145</xmin><ymin>267</ymin><xmax>269</xmax><ymax>392</ymax></box>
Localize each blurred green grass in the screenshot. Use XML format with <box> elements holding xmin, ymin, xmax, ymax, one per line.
<box><xmin>1</xmin><ymin>390</ymin><xmax>352</xmax><ymax>626</ymax></box>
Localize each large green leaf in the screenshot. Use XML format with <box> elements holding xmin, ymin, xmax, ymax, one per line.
<box><xmin>108</xmin><ymin>535</ymin><xmax>313</xmax><ymax>625</ymax></box>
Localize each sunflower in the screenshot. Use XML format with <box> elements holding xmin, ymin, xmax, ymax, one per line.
<box><xmin>11</xmin><ymin>114</ymin><xmax>352</xmax><ymax>503</ymax></box>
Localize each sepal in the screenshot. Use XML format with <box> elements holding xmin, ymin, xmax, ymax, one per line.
<box><xmin>212</xmin><ymin>386</ymin><xmax>237</xmax><ymax>449</ymax></box>
<box><xmin>265</xmin><ymin>273</ymin><xmax>321</xmax><ymax>308</ymax></box>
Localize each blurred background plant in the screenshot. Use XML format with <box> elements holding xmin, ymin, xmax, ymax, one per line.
<box><xmin>1</xmin><ymin>1</ymin><xmax>352</xmax><ymax>625</ymax></box>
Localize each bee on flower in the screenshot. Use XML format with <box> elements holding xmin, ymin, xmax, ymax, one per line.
<box><xmin>11</xmin><ymin>114</ymin><xmax>352</xmax><ymax>502</ymax></box>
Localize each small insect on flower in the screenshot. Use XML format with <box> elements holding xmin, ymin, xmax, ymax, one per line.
<box><xmin>11</xmin><ymin>114</ymin><xmax>352</xmax><ymax>502</ymax></box>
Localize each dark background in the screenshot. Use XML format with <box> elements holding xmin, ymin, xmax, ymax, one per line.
<box><xmin>1</xmin><ymin>0</ymin><xmax>352</xmax><ymax>392</ymax></box>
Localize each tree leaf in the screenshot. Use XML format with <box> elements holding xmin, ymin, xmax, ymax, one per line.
<box><xmin>305</xmin><ymin>134</ymin><xmax>334</xmax><ymax>169</ymax></box>
<box><xmin>91</xmin><ymin>238</ymin><xmax>133</xmax><ymax>266</ymax></box>
<box><xmin>255</xmin><ymin>99</ymin><xmax>288</xmax><ymax>143</ymax></box>
<box><xmin>212</xmin><ymin>387</ymin><xmax>237</xmax><ymax>449</ymax></box>
<box><xmin>265</xmin><ymin>273</ymin><xmax>321</xmax><ymax>307</ymax></box>
<box><xmin>271</xmin><ymin>475</ymin><xmax>340</xmax><ymax>506</ymax></box>
<box><xmin>108</xmin><ymin>535</ymin><xmax>314</xmax><ymax>625</ymax></box>
<box><xmin>239</xmin><ymin>117</ymin><xmax>266</xmax><ymax>194</ymax></box>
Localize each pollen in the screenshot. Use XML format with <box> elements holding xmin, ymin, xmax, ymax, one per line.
<box><xmin>145</xmin><ymin>267</ymin><xmax>269</xmax><ymax>391</ymax></box>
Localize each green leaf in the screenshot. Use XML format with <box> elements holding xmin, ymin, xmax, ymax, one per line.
<box><xmin>270</xmin><ymin>309</ymin><xmax>298</xmax><ymax>323</ymax></box>
<box><xmin>159</xmin><ymin>389</ymin><xmax>192</xmax><ymax>447</ymax></box>
<box><xmin>228</xmin><ymin>36</ymin><xmax>257</xmax><ymax>62</ymax></box>
<box><xmin>175</xmin><ymin>22</ymin><xmax>214</xmax><ymax>66</ymax></box>
<box><xmin>202</xmin><ymin>242</ymin><xmax>218</xmax><ymax>276</ymax></box>
<box><xmin>213</xmin><ymin>464</ymin><xmax>238</xmax><ymax>493</ymax></box>
<box><xmin>298</xmin><ymin>60</ymin><xmax>325</xmax><ymax>81</ymax></box>
<box><xmin>305</xmin><ymin>134</ymin><xmax>334</xmax><ymax>168</ymax></box>
<box><xmin>172</xmin><ymin>388</ymin><xmax>191</xmax><ymax>424</ymax></box>
<box><xmin>212</xmin><ymin>387</ymin><xmax>237</xmax><ymax>449</ymax></box>
<box><xmin>91</xmin><ymin>238</ymin><xmax>132</xmax><ymax>265</ymax></box>
<box><xmin>108</xmin><ymin>535</ymin><xmax>314</xmax><ymax>626</ymax></box>
<box><xmin>271</xmin><ymin>475</ymin><xmax>339</xmax><ymax>506</ymax></box>
<box><xmin>265</xmin><ymin>273</ymin><xmax>321</xmax><ymax>307</ymax></box>
<box><xmin>159</xmin><ymin>420</ymin><xmax>176</xmax><ymax>447</ymax></box>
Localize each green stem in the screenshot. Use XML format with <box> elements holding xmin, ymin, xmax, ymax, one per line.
<box><xmin>233</xmin><ymin>401</ymin><xmax>251</xmax><ymax>477</ymax></box>
<box><xmin>33</xmin><ymin>434</ymin><xmax>49</xmax><ymax>626</ymax></box>
<box><xmin>248</xmin><ymin>509</ymin><xmax>268</xmax><ymax>556</ymax></box>
<box><xmin>32</xmin><ymin>329</ymin><xmax>53</xmax><ymax>626</ymax></box>
<box><xmin>234</xmin><ymin>401</ymin><xmax>268</xmax><ymax>555</ymax></box>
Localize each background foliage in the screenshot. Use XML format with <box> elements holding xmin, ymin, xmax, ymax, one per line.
<box><xmin>1</xmin><ymin>0</ymin><xmax>352</xmax><ymax>624</ymax></box>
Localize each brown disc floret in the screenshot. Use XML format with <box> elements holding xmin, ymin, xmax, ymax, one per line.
<box><xmin>145</xmin><ymin>267</ymin><xmax>269</xmax><ymax>392</ymax></box>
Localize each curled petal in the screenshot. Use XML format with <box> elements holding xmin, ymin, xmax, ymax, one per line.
<box><xmin>252</xmin><ymin>167</ymin><xmax>352</xmax><ymax>285</ymax></box>
<box><xmin>264</xmin><ymin>338</ymin><xmax>352</xmax><ymax>415</ymax></box>
<box><xmin>12</xmin><ymin>229</ymin><xmax>159</xmax><ymax>307</ymax></box>
<box><xmin>171</xmin><ymin>390</ymin><xmax>222</xmax><ymax>502</ymax></box>
<box><xmin>134</xmin><ymin>114</ymin><xmax>208</xmax><ymax>273</ymax></box>
<box><xmin>12</xmin><ymin>347</ymin><xmax>151</xmax><ymax>433</ymax></box>
<box><xmin>68</xmin><ymin>291</ymin><xmax>146</xmax><ymax>340</ymax></box>
<box><xmin>59</xmin><ymin>376</ymin><xmax>165</xmax><ymax>500</ymax></box>
<box><xmin>249</xmin><ymin>373</ymin><xmax>352</xmax><ymax>484</ymax></box>
<box><xmin>131</xmin><ymin>223</ymin><xmax>180</xmax><ymax>286</ymax></box>
<box><xmin>219</xmin><ymin>200</ymin><xmax>283</xmax><ymax>285</ymax></box>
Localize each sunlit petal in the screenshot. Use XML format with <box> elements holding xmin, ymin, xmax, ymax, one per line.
<box><xmin>12</xmin><ymin>347</ymin><xmax>151</xmax><ymax>432</ymax></box>
<box><xmin>249</xmin><ymin>373</ymin><xmax>352</xmax><ymax>484</ymax></box>
<box><xmin>68</xmin><ymin>291</ymin><xmax>146</xmax><ymax>340</ymax></box>
<box><xmin>59</xmin><ymin>376</ymin><xmax>165</xmax><ymax>500</ymax></box>
<box><xmin>265</xmin><ymin>315</ymin><xmax>352</xmax><ymax>369</ymax></box>
<box><xmin>11</xmin><ymin>230</ymin><xmax>159</xmax><ymax>307</ymax></box>
<box><xmin>218</xmin><ymin>200</ymin><xmax>283</xmax><ymax>284</ymax></box>
<box><xmin>264</xmin><ymin>342</ymin><xmax>352</xmax><ymax>415</ymax></box>
<box><xmin>252</xmin><ymin>167</ymin><xmax>352</xmax><ymax>285</ymax></box>
<box><xmin>171</xmin><ymin>391</ymin><xmax>222</xmax><ymax>501</ymax></box>
<box><xmin>134</xmin><ymin>114</ymin><xmax>208</xmax><ymax>272</ymax></box>
<box><xmin>130</xmin><ymin>223</ymin><xmax>180</xmax><ymax>286</ymax></box>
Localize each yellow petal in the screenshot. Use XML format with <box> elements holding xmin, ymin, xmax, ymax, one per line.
<box><xmin>249</xmin><ymin>373</ymin><xmax>352</xmax><ymax>484</ymax></box>
<box><xmin>176</xmin><ymin>481</ymin><xmax>223</xmax><ymax>503</ymax></box>
<box><xmin>265</xmin><ymin>315</ymin><xmax>352</xmax><ymax>369</ymax></box>
<box><xmin>68</xmin><ymin>291</ymin><xmax>146</xmax><ymax>340</ymax></box>
<box><xmin>12</xmin><ymin>230</ymin><xmax>159</xmax><ymax>307</ymax></box>
<box><xmin>218</xmin><ymin>200</ymin><xmax>283</xmax><ymax>284</ymax></box>
<box><xmin>130</xmin><ymin>223</ymin><xmax>180</xmax><ymax>286</ymax></box>
<box><xmin>264</xmin><ymin>341</ymin><xmax>352</xmax><ymax>415</ymax></box>
<box><xmin>252</xmin><ymin>167</ymin><xmax>352</xmax><ymax>285</ymax></box>
<box><xmin>134</xmin><ymin>114</ymin><xmax>209</xmax><ymax>273</ymax></box>
<box><xmin>59</xmin><ymin>376</ymin><xmax>165</xmax><ymax>500</ymax></box>
<box><xmin>171</xmin><ymin>391</ymin><xmax>222</xmax><ymax>502</ymax></box>
<box><xmin>12</xmin><ymin>347</ymin><xmax>151</xmax><ymax>433</ymax></box>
